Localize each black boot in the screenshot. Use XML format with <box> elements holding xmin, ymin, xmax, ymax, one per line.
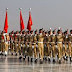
<box><xmin>23</xmin><ymin>57</ymin><xmax>25</xmax><ymax>61</ymax></box>
<box><xmin>15</xmin><ymin>53</ymin><xmax>17</xmax><ymax>56</ymax></box>
<box><xmin>48</xmin><ymin>58</ymin><xmax>51</xmax><ymax>62</ymax></box>
<box><xmin>19</xmin><ymin>56</ymin><xmax>22</xmax><ymax>59</ymax></box>
<box><xmin>45</xmin><ymin>57</ymin><xmax>47</xmax><ymax>61</ymax></box>
<box><xmin>40</xmin><ymin>60</ymin><xmax>43</xmax><ymax>64</ymax></box>
<box><xmin>65</xmin><ymin>56</ymin><xmax>68</xmax><ymax>61</ymax></box>
<box><xmin>35</xmin><ymin>59</ymin><xmax>37</xmax><ymax>63</ymax></box>
<box><xmin>70</xmin><ymin>57</ymin><xmax>72</xmax><ymax>62</ymax></box>
<box><xmin>31</xmin><ymin>58</ymin><xmax>33</xmax><ymax>62</ymax></box>
<box><xmin>53</xmin><ymin>59</ymin><xmax>55</xmax><ymax>63</ymax></box>
<box><xmin>28</xmin><ymin>57</ymin><xmax>29</xmax><ymax>62</ymax></box>
<box><xmin>59</xmin><ymin>59</ymin><xmax>61</xmax><ymax>64</ymax></box>
<box><xmin>11</xmin><ymin>53</ymin><xmax>13</xmax><ymax>55</ymax></box>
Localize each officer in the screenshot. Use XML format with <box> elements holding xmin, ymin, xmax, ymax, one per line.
<box><xmin>1</xmin><ymin>31</ymin><xmax>5</xmax><ymax>55</ymax></box>
<box><xmin>18</xmin><ymin>31</ymin><xmax>22</xmax><ymax>59</ymax></box>
<box><xmin>10</xmin><ymin>31</ymin><xmax>14</xmax><ymax>55</ymax></box>
<box><xmin>4</xmin><ymin>33</ymin><xmax>10</xmax><ymax>56</ymax></box>
<box><xmin>47</xmin><ymin>28</ymin><xmax>52</xmax><ymax>62</ymax></box>
<box><xmin>28</xmin><ymin>30</ymin><xmax>34</xmax><ymax>62</ymax></box>
<box><xmin>68</xmin><ymin>30</ymin><xmax>72</xmax><ymax>62</ymax></box>
<box><xmin>33</xmin><ymin>30</ymin><xmax>38</xmax><ymax>63</ymax></box>
<box><xmin>21</xmin><ymin>31</ymin><xmax>26</xmax><ymax>60</ymax></box>
<box><xmin>51</xmin><ymin>29</ymin><xmax>56</xmax><ymax>63</ymax></box>
<box><xmin>56</xmin><ymin>28</ymin><xmax>63</xmax><ymax>63</ymax></box>
<box><xmin>63</xmin><ymin>30</ymin><xmax>69</xmax><ymax>61</ymax></box>
<box><xmin>24</xmin><ymin>31</ymin><xmax>30</xmax><ymax>61</ymax></box>
<box><xmin>14</xmin><ymin>31</ymin><xmax>19</xmax><ymax>56</ymax></box>
<box><xmin>38</xmin><ymin>29</ymin><xmax>45</xmax><ymax>64</ymax></box>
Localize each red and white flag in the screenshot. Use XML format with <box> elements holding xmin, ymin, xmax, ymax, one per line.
<box><xmin>27</xmin><ymin>10</ymin><xmax>33</xmax><ymax>31</ymax></box>
<box><xmin>20</xmin><ymin>10</ymin><xmax>25</xmax><ymax>31</ymax></box>
<box><xmin>4</xmin><ymin>10</ymin><xmax>8</xmax><ymax>33</ymax></box>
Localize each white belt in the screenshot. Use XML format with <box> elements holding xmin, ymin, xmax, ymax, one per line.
<box><xmin>38</xmin><ymin>42</ymin><xmax>43</xmax><ymax>43</ymax></box>
<box><xmin>50</xmin><ymin>42</ymin><xmax>55</xmax><ymax>43</ymax></box>
<box><xmin>57</xmin><ymin>42</ymin><xmax>62</xmax><ymax>43</ymax></box>
<box><xmin>5</xmin><ymin>42</ymin><xmax>8</xmax><ymax>44</ymax></box>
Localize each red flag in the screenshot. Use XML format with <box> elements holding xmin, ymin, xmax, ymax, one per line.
<box><xmin>20</xmin><ymin>10</ymin><xmax>25</xmax><ymax>31</ymax></box>
<box><xmin>4</xmin><ymin>10</ymin><xmax>8</xmax><ymax>33</ymax></box>
<box><xmin>27</xmin><ymin>11</ymin><xmax>33</xmax><ymax>31</ymax></box>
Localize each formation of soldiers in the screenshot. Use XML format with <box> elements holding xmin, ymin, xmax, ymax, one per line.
<box><xmin>0</xmin><ymin>27</ymin><xmax>72</xmax><ymax>64</ymax></box>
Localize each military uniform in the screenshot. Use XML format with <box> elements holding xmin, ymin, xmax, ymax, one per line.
<box><xmin>10</xmin><ymin>33</ymin><xmax>14</xmax><ymax>55</ymax></box>
<box><xmin>51</xmin><ymin>33</ymin><xmax>56</xmax><ymax>61</ymax></box>
<box><xmin>63</xmin><ymin>32</ymin><xmax>69</xmax><ymax>60</ymax></box>
<box><xmin>14</xmin><ymin>33</ymin><xmax>18</xmax><ymax>55</ymax></box>
<box><xmin>56</xmin><ymin>30</ymin><xmax>63</xmax><ymax>62</ymax></box>
<box><xmin>68</xmin><ymin>31</ymin><xmax>72</xmax><ymax>61</ymax></box>
<box><xmin>4</xmin><ymin>34</ymin><xmax>10</xmax><ymax>56</ymax></box>
<box><xmin>33</xmin><ymin>31</ymin><xmax>38</xmax><ymax>62</ymax></box>
<box><xmin>47</xmin><ymin>31</ymin><xmax>52</xmax><ymax>61</ymax></box>
<box><xmin>1</xmin><ymin>33</ymin><xmax>5</xmax><ymax>54</ymax></box>
<box><xmin>38</xmin><ymin>32</ymin><xmax>44</xmax><ymax>62</ymax></box>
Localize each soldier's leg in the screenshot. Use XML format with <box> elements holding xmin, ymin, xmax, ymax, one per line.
<box><xmin>57</xmin><ymin>43</ymin><xmax>61</xmax><ymax>63</ymax></box>
<box><xmin>34</xmin><ymin>44</ymin><xmax>38</xmax><ymax>63</ymax></box>
<box><xmin>52</xmin><ymin>43</ymin><xmax>56</xmax><ymax>62</ymax></box>
<box><xmin>68</xmin><ymin>42</ymin><xmax>72</xmax><ymax>61</ymax></box>
<box><xmin>44</xmin><ymin>43</ymin><xmax>48</xmax><ymax>61</ymax></box>
<box><xmin>47</xmin><ymin>43</ymin><xmax>51</xmax><ymax>62</ymax></box>
<box><xmin>41</xmin><ymin>43</ymin><xmax>44</xmax><ymax>61</ymax></box>
<box><xmin>5</xmin><ymin>43</ymin><xmax>8</xmax><ymax>56</ymax></box>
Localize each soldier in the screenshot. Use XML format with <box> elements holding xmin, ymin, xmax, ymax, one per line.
<box><xmin>18</xmin><ymin>31</ymin><xmax>22</xmax><ymax>59</ymax></box>
<box><xmin>38</xmin><ymin>29</ymin><xmax>45</xmax><ymax>64</ymax></box>
<box><xmin>24</xmin><ymin>31</ymin><xmax>30</xmax><ymax>61</ymax></box>
<box><xmin>63</xmin><ymin>30</ymin><xmax>69</xmax><ymax>61</ymax></box>
<box><xmin>10</xmin><ymin>31</ymin><xmax>14</xmax><ymax>55</ymax></box>
<box><xmin>51</xmin><ymin>29</ymin><xmax>56</xmax><ymax>63</ymax></box>
<box><xmin>68</xmin><ymin>30</ymin><xmax>72</xmax><ymax>62</ymax></box>
<box><xmin>28</xmin><ymin>30</ymin><xmax>34</xmax><ymax>62</ymax></box>
<box><xmin>1</xmin><ymin>31</ymin><xmax>5</xmax><ymax>55</ymax></box>
<box><xmin>47</xmin><ymin>29</ymin><xmax>52</xmax><ymax>62</ymax></box>
<box><xmin>33</xmin><ymin>30</ymin><xmax>38</xmax><ymax>63</ymax></box>
<box><xmin>56</xmin><ymin>29</ymin><xmax>63</xmax><ymax>63</ymax></box>
<box><xmin>14</xmin><ymin>31</ymin><xmax>19</xmax><ymax>56</ymax></box>
<box><xmin>43</xmin><ymin>31</ymin><xmax>48</xmax><ymax>61</ymax></box>
<box><xmin>4</xmin><ymin>33</ymin><xmax>10</xmax><ymax>56</ymax></box>
<box><xmin>21</xmin><ymin>31</ymin><xmax>26</xmax><ymax>60</ymax></box>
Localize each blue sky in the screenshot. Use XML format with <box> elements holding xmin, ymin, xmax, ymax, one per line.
<box><xmin>0</xmin><ymin>0</ymin><xmax>72</xmax><ymax>32</ymax></box>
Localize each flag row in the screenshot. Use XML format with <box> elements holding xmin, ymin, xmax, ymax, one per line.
<box><xmin>4</xmin><ymin>8</ymin><xmax>33</xmax><ymax>33</ymax></box>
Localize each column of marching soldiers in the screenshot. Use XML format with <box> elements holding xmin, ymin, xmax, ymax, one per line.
<box><xmin>0</xmin><ymin>28</ymin><xmax>72</xmax><ymax>64</ymax></box>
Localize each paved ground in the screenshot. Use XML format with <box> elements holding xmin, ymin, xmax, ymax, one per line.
<box><xmin>0</xmin><ymin>56</ymin><xmax>72</xmax><ymax>72</ymax></box>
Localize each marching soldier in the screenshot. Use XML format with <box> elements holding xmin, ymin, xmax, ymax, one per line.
<box><xmin>63</xmin><ymin>30</ymin><xmax>69</xmax><ymax>61</ymax></box>
<box><xmin>24</xmin><ymin>31</ymin><xmax>30</xmax><ymax>61</ymax></box>
<box><xmin>38</xmin><ymin>29</ymin><xmax>45</xmax><ymax>64</ymax></box>
<box><xmin>33</xmin><ymin>30</ymin><xmax>38</xmax><ymax>63</ymax></box>
<box><xmin>68</xmin><ymin>30</ymin><xmax>72</xmax><ymax>62</ymax></box>
<box><xmin>14</xmin><ymin>31</ymin><xmax>19</xmax><ymax>56</ymax></box>
<box><xmin>18</xmin><ymin>31</ymin><xmax>22</xmax><ymax>59</ymax></box>
<box><xmin>21</xmin><ymin>31</ymin><xmax>26</xmax><ymax>60</ymax></box>
<box><xmin>4</xmin><ymin>33</ymin><xmax>10</xmax><ymax>56</ymax></box>
<box><xmin>51</xmin><ymin>29</ymin><xmax>56</xmax><ymax>63</ymax></box>
<box><xmin>1</xmin><ymin>31</ymin><xmax>5</xmax><ymax>55</ymax></box>
<box><xmin>47</xmin><ymin>29</ymin><xmax>52</xmax><ymax>62</ymax></box>
<box><xmin>10</xmin><ymin>31</ymin><xmax>14</xmax><ymax>55</ymax></box>
<box><xmin>28</xmin><ymin>30</ymin><xmax>34</xmax><ymax>62</ymax></box>
<box><xmin>56</xmin><ymin>29</ymin><xmax>63</xmax><ymax>63</ymax></box>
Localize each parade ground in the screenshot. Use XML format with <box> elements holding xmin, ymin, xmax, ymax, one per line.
<box><xmin>0</xmin><ymin>55</ymin><xmax>72</xmax><ymax>72</ymax></box>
